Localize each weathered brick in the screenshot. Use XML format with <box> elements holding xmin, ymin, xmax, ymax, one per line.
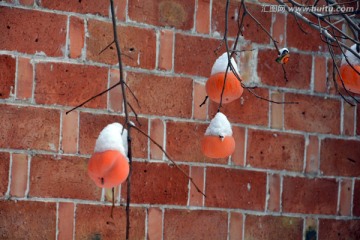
<box><xmin>284</xmin><ymin>93</ymin><xmax>341</xmax><ymax>134</ymax></box>
<box><xmin>122</xmin><ymin>162</ymin><xmax>189</xmax><ymax>205</ymax></box>
<box><xmin>206</xmin><ymin>167</ymin><xmax>266</xmax><ymax>210</ymax></box>
<box><xmin>0</xmin><ymin>152</ymin><xmax>10</xmax><ymax>196</ymax></box>
<box><xmin>305</xmin><ymin>135</ymin><xmax>319</xmax><ymax>175</ymax></box>
<box><xmin>158</xmin><ymin>30</ymin><xmax>174</xmax><ymax>71</ymax></box>
<box><xmin>150</xmin><ymin>118</ymin><xmax>164</xmax><ymax>160</ymax></box>
<box><xmin>257</xmin><ymin>50</ymin><xmax>312</xmax><ymax>89</ymax></box>
<box><xmin>339</xmin><ymin>179</ymin><xmax>352</xmax><ymax>216</ymax></box>
<box><xmin>61</xmin><ymin>110</ymin><xmax>79</xmax><ymax>154</ymax></box>
<box><xmin>343</xmin><ymin>102</ymin><xmax>355</xmax><ymax>135</ymax></box>
<box><xmin>19</xmin><ymin>0</ymin><xmax>34</xmax><ymax>6</ymax></box>
<box><xmin>0</xmin><ymin>105</ymin><xmax>60</xmax><ymax>151</ymax></box>
<box><xmin>35</xmin><ymin>62</ymin><xmax>108</xmax><ymax>108</ymax></box>
<box><xmin>0</xmin><ymin>200</ymin><xmax>56</xmax><ymax>239</ymax></box>
<box><xmin>69</xmin><ymin>16</ymin><xmax>84</xmax><ymax>59</ymax></box>
<box><xmin>0</xmin><ymin>55</ymin><xmax>15</xmax><ymax>99</ymax></box>
<box><xmin>196</xmin><ymin>0</ymin><xmax>210</xmax><ymax>34</ymax></box>
<box><xmin>164</xmin><ymin>209</ymin><xmax>228</xmax><ymax>240</ymax></box>
<box><xmin>320</xmin><ymin>138</ymin><xmax>360</xmax><ymax>177</ymax></box>
<box><xmin>189</xmin><ymin>166</ymin><xmax>204</xmax><ymax>206</ymax></box>
<box><xmin>318</xmin><ymin>219</ymin><xmax>360</xmax><ymax>240</ymax></box>
<box><xmin>174</xmin><ymin>33</ymin><xmax>228</xmax><ymax>77</ymax></box>
<box><xmin>270</xmin><ymin>91</ymin><xmax>284</xmax><ymax>129</ymax></box>
<box><xmin>193</xmin><ymin>82</ymin><xmax>207</xmax><ymax>120</ymax></box>
<box><xmin>58</xmin><ymin>202</ymin><xmax>74</xmax><ymax>240</ymax></box>
<box><xmin>148</xmin><ymin>208</ymin><xmax>162</xmax><ymax>240</ymax></box>
<box><xmin>126</xmin><ymin>72</ymin><xmax>193</xmax><ymax>118</ymax></box>
<box><xmin>231</xmin><ymin>126</ymin><xmax>245</xmax><ymax>166</ymax></box>
<box><xmin>166</xmin><ymin>121</ymin><xmax>228</xmax><ymax>164</ymax></box>
<box><xmin>16</xmin><ymin>57</ymin><xmax>33</xmax><ymax>100</ymax></box>
<box><xmin>245</xmin><ymin>215</ymin><xmax>303</xmax><ymax>240</ymax></box>
<box><xmin>87</xmin><ymin>19</ymin><xmax>156</xmax><ymax>69</ymax></box>
<box><xmin>287</xmin><ymin>14</ymin><xmax>327</xmax><ymax>52</ymax></box>
<box><xmin>229</xmin><ymin>212</ymin><xmax>243</xmax><ymax>240</ymax></box>
<box><xmin>247</xmin><ymin>129</ymin><xmax>305</xmax><ymax>171</ymax></box>
<box><xmin>304</xmin><ymin>218</ymin><xmax>318</xmax><ymax>240</ymax></box>
<box><xmin>208</xmin><ymin>88</ymin><xmax>269</xmax><ymax>126</ymax></box>
<box><xmin>282</xmin><ymin>177</ymin><xmax>338</xmax><ymax>214</ymax></box>
<box><xmin>29</xmin><ymin>155</ymin><xmax>101</xmax><ymax>200</ymax></box>
<box><xmin>212</xmin><ymin>1</ymin><xmax>271</xmax><ymax>44</ymax></box>
<box><xmin>128</xmin><ymin>0</ymin><xmax>195</xmax><ymax>30</ymax></box>
<box><xmin>75</xmin><ymin>204</ymin><xmax>145</xmax><ymax>239</ymax></box>
<box><xmin>79</xmin><ymin>112</ymin><xmax>148</xmax><ymax>158</ymax></box>
<box><xmin>272</xmin><ymin>13</ymin><xmax>286</xmax><ymax>46</ymax></box>
<box><xmin>314</xmin><ymin>56</ymin><xmax>328</xmax><ymax>93</ymax></box>
<box><xmin>10</xmin><ymin>153</ymin><xmax>28</xmax><ymax>197</ymax></box>
<box><xmin>108</xmin><ymin>69</ymin><xmax>123</xmax><ymax>113</ymax></box>
<box><xmin>354</xmin><ymin>180</ymin><xmax>360</xmax><ymax>216</ymax></box>
<box><xmin>268</xmin><ymin>173</ymin><xmax>281</xmax><ymax>212</ymax></box>
<box><xmin>358</xmin><ymin>105</ymin><xmax>360</xmax><ymax>136</ymax></box>
<box><xmin>40</xmin><ymin>0</ymin><xmax>109</xmax><ymax>16</ymax></box>
<box><xmin>0</xmin><ymin>7</ymin><xmax>66</xmax><ymax>56</ymax></box>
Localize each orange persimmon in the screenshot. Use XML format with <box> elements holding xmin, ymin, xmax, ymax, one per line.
<box><xmin>201</xmin><ymin>135</ymin><xmax>235</xmax><ymax>158</ymax></box>
<box><xmin>206</xmin><ymin>72</ymin><xmax>243</xmax><ymax>104</ymax></box>
<box><xmin>88</xmin><ymin>150</ymin><xmax>129</xmax><ymax>188</ymax></box>
<box><xmin>337</xmin><ymin>64</ymin><xmax>360</xmax><ymax>94</ymax></box>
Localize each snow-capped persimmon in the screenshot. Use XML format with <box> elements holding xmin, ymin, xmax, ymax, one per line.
<box><xmin>88</xmin><ymin>150</ymin><xmax>129</xmax><ymax>188</ymax></box>
<box><xmin>201</xmin><ymin>135</ymin><xmax>235</xmax><ymax>158</ymax></box>
<box><xmin>206</xmin><ymin>72</ymin><xmax>243</xmax><ymax>104</ymax></box>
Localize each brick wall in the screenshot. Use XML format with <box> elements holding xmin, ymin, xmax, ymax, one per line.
<box><xmin>0</xmin><ymin>0</ymin><xmax>359</xmax><ymax>239</ymax></box>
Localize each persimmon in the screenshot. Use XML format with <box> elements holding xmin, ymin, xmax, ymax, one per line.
<box><xmin>206</xmin><ymin>72</ymin><xmax>244</xmax><ymax>104</ymax></box>
<box><xmin>88</xmin><ymin>150</ymin><xmax>129</xmax><ymax>188</ymax></box>
<box><xmin>337</xmin><ymin>64</ymin><xmax>360</xmax><ymax>94</ymax></box>
<box><xmin>201</xmin><ymin>135</ymin><xmax>235</xmax><ymax>158</ymax></box>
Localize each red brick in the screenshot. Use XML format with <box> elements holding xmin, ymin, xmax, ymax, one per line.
<box><xmin>122</xmin><ymin>162</ymin><xmax>189</xmax><ymax>205</ymax></box>
<box><xmin>19</xmin><ymin>0</ymin><xmax>34</xmax><ymax>6</ymax></box>
<box><xmin>29</xmin><ymin>155</ymin><xmax>101</xmax><ymax>200</ymax></box>
<box><xmin>108</xmin><ymin>69</ymin><xmax>123</xmax><ymax>113</ymax></box>
<box><xmin>320</xmin><ymin>138</ymin><xmax>360</xmax><ymax>177</ymax></box>
<box><xmin>158</xmin><ymin>30</ymin><xmax>174</xmax><ymax>71</ymax></box>
<box><xmin>196</xmin><ymin>0</ymin><xmax>210</xmax><ymax>34</ymax></box>
<box><xmin>314</xmin><ymin>56</ymin><xmax>327</xmax><ymax>93</ymax></box>
<box><xmin>325</xmin><ymin>58</ymin><xmax>338</xmax><ymax>95</ymax></box>
<box><xmin>35</xmin><ymin>62</ymin><xmax>107</xmax><ymax>108</ymax></box>
<box><xmin>271</xmin><ymin>91</ymin><xmax>284</xmax><ymax>129</ymax></box>
<box><xmin>282</xmin><ymin>176</ymin><xmax>338</xmax><ymax>214</ymax></box>
<box><xmin>305</xmin><ymin>135</ymin><xmax>319</xmax><ymax>175</ymax></box>
<box><xmin>318</xmin><ymin>219</ymin><xmax>360</xmax><ymax>240</ymax></box>
<box><xmin>0</xmin><ymin>7</ymin><xmax>66</xmax><ymax>56</ymax></box>
<box><xmin>268</xmin><ymin>174</ymin><xmax>281</xmax><ymax>212</ymax></box>
<box><xmin>189</xmin><ymin>166</ymin><xmax>204</xmax><ymax>206</ymax></box>
<box><xmin>150</xmin><ymin>118</ymin><xmax>164</xmax><ymax>160</ymax></box>
<box><xmin>78</xmin><ymin>112</ymin><xmax>148</xmax><ymax>158</ymax></box>
<box><xmin>208</xmin><ymin>88</ymin><xmax>269</xmax><ymax>126</ymax></box>
<box><xmin>126</xmin><ymin>72</ymin><xmax>193</xmax><ymax>118</ymax></box>
<box><xmin>114</xmin><ymin>0</ymin><xmax>127</xmax><ymax>21</ymax></box>
<box><xmin>0</xmin><ymin>200</ymin><xmax>56</xmax><ymax>239</ymax></box>
<box><xmin>354</xmin><ymin>180</ymin><xmax>360</xmax><ymax>216</ymax></box>
<box><xmin>231</xmin><ymin>126</ymin><xmax>245</xmax><ymax>166</ymax></box>
<box><xmin>69</xmin><ymin>16</ymin><xmax>84</xmax><ymax>59</ymax></box>
<box><xmin>358</xmin><ymin>105</ymin><xmax>360</xmax><ymax>135</ymax></box>
<box><xmin>272</xmin><ymin>13</ymin><xmax>286</xmax><ymax>46</ymax></box>
<box><xmin>339</xmin><ymin>179</ymin><xmax>352</xmax><ymax>216</ymax></box>
<box><xmin>212</xmin><ymin>2</ymin><xmax>271</xmax><ymax>44</ymax></box>
<box><xmin>257</xmin><ymin>50</ymin><xmax>312</xmax><ymax>89</ymax></box>
<box><xmin>16</xmin><ymin>57</ymin><xmax>33</xmax><ymax>100</ymax></box>
<box><xmin>40</xmin><ymin>0</ymin><xmax>109</xmax><ymax>16</ymax></box>
<box><xmin>343</xmin><ymin>102</ymin><xmax>355</xmax><ymax>135</ymax></box>
<box><xmin>284</xmin><ymin>93</ymin><xmax>341</xmax><ymax>134</ymax></box>
<box><xmin>164</xmin><ymin>209</ymin><xmax>228</xmax><ymax>240</ymax></box>
<box><xmin>58</xmin><ymin>202</ymin><xmax>74</xmax><ymax>240</ymax></box>
<box><xmin>0</xmin><ymin>105</ymin><xmax>60</xmax><ymax>151</ymax></box>
<box><xmin>128</xmin><ymin>0</ymin><xmax>195</xmax><ymax>30</ymax></box>
<box><xmin>174</xmin><ymin>33</ymin><xmax>228</xmax><ymax>77</ymax></box>
<box><xmin>245</xmin><ymin>215</ymin><xmax>303</xmax><ymax>240</ymax></box>
<box><xmin>287</xmin><ymin>14</ymin><xmax>327</xmax><ymax>52</ymax></box>
<box><xmin>0</xmin><ymin>152</ymin><xmax>10</xmax><ymax>196</ymax></box>
<box><xmin>229</xmin><ymin>212</ymin><xmax>243</xmax><ymax>240</ymax></box>
<box><xmin>61</xmin><ymin>110</ymin><xmax>79</xmax><ymax>154</ymax></box>
<box><xmin>148</xmin><ymin>208</ymin><xmax>162</xmax><ymax>240</ymax></box>
<box><xmin>193</xmin><ymin>82</ymin><xmax>207</xmax><ymax>120</ymax></box>
<box><xmin>10</xmin><ymin>153</ymin><xmax>28</xmax><ymax>197</ymax></box>
<box><xmin>206</xmin><ymin>167</ymin><xmax>266</xmax><ymax>210</ymax></box>
<box><xmin>0</xmin><ymin>55</ymin><xmax>15</xmax><ymax>99</ymax></box>
<box><xmin>166</xmin><ymin>121</ymin><xmax>227</xmax><ymax>164</ymax></box>
<box><xmin>75</xmin><ymin>204</ymin><xmax>145</xmax><ymax>239</ymax></box>
<box><xmin>247</xmin><ymin>129</ymin><xmax>305</xmax><ymax>171</ymax></box>
<box><xmin>87</xmin><ymin>19</ymin><xmax>156</xmax><ymax>69</ymax></box>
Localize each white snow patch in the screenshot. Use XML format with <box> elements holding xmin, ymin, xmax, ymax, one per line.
<box><xmin>341</xmin><ymin>44</ymin><xmax>360</xmax><ymax>66</ymax></box>
<box><xmin>211</xmin><ymin>52</ymin><xmax>240</xmax><ymax>76</ymax></box>
<box><xmin>94</xmin><ymin>123</ymin><xmax>128</xmax><ymax>158</ymax></box>
<box><xmin>205</xmin><ymin>112</ymin><xmax>232</xmax><ymax>137</ymax></box>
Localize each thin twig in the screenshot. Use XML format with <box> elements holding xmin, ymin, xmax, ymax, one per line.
<box><xmin>199</xmin><ymin>96</ymin><xmax>208</xmax><ymax>107</ymax></box>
